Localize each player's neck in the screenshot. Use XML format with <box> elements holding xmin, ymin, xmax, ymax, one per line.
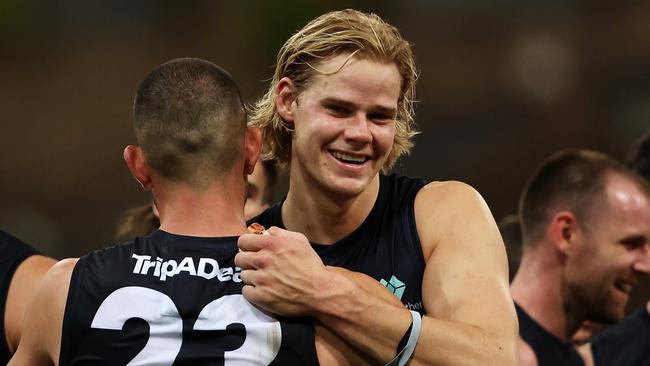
<box><xmin>154</xmin><ymin>179</ymin><xmax>248</xmax><ymax>237</ymax></box>
<box><xmin>511</xmin><ymin>246</ymin><xmax>580</xmax><ymax>342</ymax></box>
<box><xmin>282</xmin><ymin>175</ymin><xmax>379</xmax><ymax>244</ymax></box>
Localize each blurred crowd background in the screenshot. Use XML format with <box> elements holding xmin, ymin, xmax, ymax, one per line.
<box><xmin>2</xmin><ymin>1</ymin><xmax>649</xmax><ymax>310</ymax></box>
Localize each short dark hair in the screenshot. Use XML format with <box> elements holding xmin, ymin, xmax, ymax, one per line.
<box><xmin>626</xmin><ymin>130</ymin><xmax>650</xmax><ymax>182</ymax></box>
<box><xmin>519</xmin><ymin>150</ymin><xmax>644</xmax><ymax>246</ymax></box>
<box><xmin>134</xmin><ymin>57</ymin><xmax>246</xmax><ymax>188</ymax></box>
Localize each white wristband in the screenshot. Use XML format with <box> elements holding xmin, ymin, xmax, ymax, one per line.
<box><xmin>398</xmin><ymin>310</ymin><xmax>422</xmax><ymax>366</ymax></box>
<box><xmin>385</xmin><ymin>310</ymin><xmax>422</xmax><ymax>366</ymax></box>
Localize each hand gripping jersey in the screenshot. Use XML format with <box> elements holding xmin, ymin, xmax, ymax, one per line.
<box><xmin>591</xmin><ymin>307</ymin><xmax>650</xmax><ymax>366</ymax></box>
<box><xmin>250</xmin><ymin>174</ymin><xmax>427</xmax><ymax>314</ymax></box>
<box><xmin>515</xmin><ymin>303</ymin><xmax>585</xmax><ymax>366</ymax></box>
<box><xmin>0</xmin><ymin>230</ymin><xmax>40</xmax><ymax>364</ymax></box>
<box><xmin>59</xmin><ymin>230</ymin><xmax>317</xmax><ymax>366</ymax></box>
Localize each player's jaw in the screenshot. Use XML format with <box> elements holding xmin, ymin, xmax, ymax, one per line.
<box><xmin>589</xmin><ymin>272</ymin><xmax>636</xmax><ymax>323</ymax></box>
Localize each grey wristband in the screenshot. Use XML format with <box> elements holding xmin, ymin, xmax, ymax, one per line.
<box><xmin>385</xmin><ymin>310</ymin><xmax>422</xmax><ymax>366</ymax></box>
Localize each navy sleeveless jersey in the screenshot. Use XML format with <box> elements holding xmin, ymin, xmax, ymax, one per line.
<box><xmin>591</xmin><ymin>307</ymin><xmax>650</xmax><ymax>366</ymax></box>
<box><xmin>515</xmin><ymin>303</ymin><xmax>585</xmax><ymax>366</ymax></box>
<box><xmin>0</xmin><ymin>230</ymin><xmax>40</xmax><ymax>364</ymax></box>
<box><xmin>59</xmin><ymin>230</ymin><xmax>318</xmax><ymax>366</ymax></box>
<box><xmin>250</xmin><ymin>174</ymin><xmax>427</xmax><ymax>314</ymax></box>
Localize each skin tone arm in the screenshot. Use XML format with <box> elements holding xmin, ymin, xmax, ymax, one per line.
<box><xmin>8</xmin><ymin>259</ymin><xmax>77</xmax><ymax>366</ymax></box>
<box><xmin>315</xmin><ymin>267</ymin><xmax>406</xmax><ymax>366</ymax></box>
<box><xmin>5</xmin><ymin>255</ymin><xmax>56</xmax><ymax>354</ymax></box>
<box><xmin>237</xmin><ymin>181</ymin><xmax>519</xmax><ymax>365</ymax></box>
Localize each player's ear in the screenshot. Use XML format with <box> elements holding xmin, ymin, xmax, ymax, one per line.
<box><xmin>123</xmin><ymin>145</ymin><xmax>153</xmax><ymax>191</ymax></box>
<box><xmin>244</xmin><ymin>127</ymin><xmax>262</xmax><ymax>175</ymax></box>
<box><xmin>276</xmin><ymin>77</ymin><xmax>297</xmax><ymax>124</ymax></box>
<box><xmin>549</xmin><ymin>211</ymin><xmax>578</xmax><ymax>255</ymax></box>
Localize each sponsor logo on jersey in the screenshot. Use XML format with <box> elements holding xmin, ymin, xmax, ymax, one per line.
<box><xmin>131</xmin><ymin>254</ymin><xmax>242</xmax><ymax>282</ymax></box>
<box><xmin>380</xmin><ymin>275</ymin><xmax>406</xmax><ymax>300</ymax></box>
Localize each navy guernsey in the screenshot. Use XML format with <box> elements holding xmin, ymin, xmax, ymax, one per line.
<box><xmin>591</xmin><ymin>307</ymin><xmax>650</xmax><ymax>366</ymax></box>
<box><xmin>515</xmin><ymin>303</ymin><xmax>585</xmax><ymax>366</ymax></box>
<box><xmin>250</xmin><ymin>174</ymin><xmax>427</xmax><ymax>314</ymax></box>
<box><xmin>59</xmin><ymin>230</ymin><xmax>317</xmax><ymax>366</ymax></box>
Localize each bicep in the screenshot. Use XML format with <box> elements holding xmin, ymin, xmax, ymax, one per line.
<box><xmin>417</xmin><ymin>182</ymin><xmax>516</xmax><ymax>336</ymax></box>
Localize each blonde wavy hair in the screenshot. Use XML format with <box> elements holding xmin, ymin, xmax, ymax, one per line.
<box><xmin>249</xmin><ymin>9</ymin><xmax>418</xmax><ymax>171</ymax></box>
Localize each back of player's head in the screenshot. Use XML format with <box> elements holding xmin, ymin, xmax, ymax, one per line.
<box><xmin>250</xmin><ymin>9</ymin><xmax>418</xmax><ymax>171</ymax></box>
<box><xmin>519</xmin><ymin>149</ymin><xmax>644</xmax><ymax>246</ymax></box>
<box><xmin>626</xmin><ymin>130</ymin><xmax>650</xmax><ymax>182</ymax></box>
<box><xmin>133</xmin><ymin>58</ymin><xmax>246</xmax><ymax>188</ymax></box>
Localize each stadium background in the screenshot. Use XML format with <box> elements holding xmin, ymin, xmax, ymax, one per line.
<box><xmin>1</xmin><ymin>1</ymin><xmax>649</xmax><ymax>310</ymax></box>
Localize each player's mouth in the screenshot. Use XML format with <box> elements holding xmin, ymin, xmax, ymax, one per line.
<box><xmin>330</xmin><ymin>150</ymin><xmax>369</xmax><ymax>165</ymax></box>
<box><xmin>613</xmin><ymin>280</ymin><xmax>634</xmax><ymax>302</ymax></box>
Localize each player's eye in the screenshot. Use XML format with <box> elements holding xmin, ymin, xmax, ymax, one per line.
<box><xmin>326</xmin><ymin>104</ymin><xmax>352</xmax><ymax>117</ymax></box>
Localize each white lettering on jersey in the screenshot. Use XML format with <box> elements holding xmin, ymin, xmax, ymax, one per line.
<box><xmin>131</xmin><ymin>254</ymin><xmax>242</xmax><ymax>282</ymax></box>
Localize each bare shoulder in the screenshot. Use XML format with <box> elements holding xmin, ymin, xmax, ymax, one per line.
<box><xmin>26</xmin><ymin>257</ymin><xmax>78</xmax><ymax>328</ymax></box>
<box><xmin>415</xmin><ymin>180</ymin><xmax>497</xmax><ymax>258</ymax></box>
<box><xmin>416</xmin><ymin>180</ymin><xmax>487</xmax><ymax>211</ymax></box>
<box><xmin>40</xmin><ymin>258</ymin><xmax>78</xmax><ymax>288</ymax></box>
<box><xmin>36</xmin><ymin>258</ymin><xmax>78</xmax><ymax>311</ymax></box>
<box><xmin>417</xmin><ymin>178</ymin><xmax>514</xmax><ymax>334</ymax></box>
<box><xmin>9</xmin><ymin>258</ymin><xmax>78</xmax><ymax>365</ymax></box>
<box><xmin>5</xmin><ymin>255</ymin><xmax>57</xmax><ymax>352</ymax></box>
<box><xmin>10</xmin><ymin>255</ymin><xmax>57</xmax><ymax>302</ymax></box>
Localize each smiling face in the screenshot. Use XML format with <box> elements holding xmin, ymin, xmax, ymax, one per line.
<box><xmin>280</xmin><ymin>55</ymin><xmax>401</xmax><ymax>198</ymax></box>
<box><xmin>564</xmin><ymin>172</ymin><xmax>650</xmax><ymax>323</ymax></box>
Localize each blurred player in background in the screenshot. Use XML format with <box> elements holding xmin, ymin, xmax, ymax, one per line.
<box><xmin>512</xmin><ymin>150</ymin><xmax>650</xmax><ymax>366</ymax></box>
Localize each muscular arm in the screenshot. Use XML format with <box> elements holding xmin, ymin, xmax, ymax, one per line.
<box><xmin>315</xmin><ymin>267</ymin><xmax>406</xmax><ymax>366</ymax></box>
<box><xmin>311</xmin><ymin>182</ymin><xmax>518</xmax><ymax>365</ymax></box>
<box><xmin>237</xmin><ymin>181</ymin><xmax>518</xmax><ymax>365</ymax></box>
<box><xmin>8</xmin><ymin>259</ymin><xmax>77</xmax><ymax>366</ymax></box>
<box><xmin>5</xmin><ymin>255</ymin><xmax>56</xmax><ymax>353</ymax></box>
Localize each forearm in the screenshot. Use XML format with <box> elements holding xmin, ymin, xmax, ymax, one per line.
<box><xmin>314</xmin><ymin>273</ymin><xmax>518</xmax><ymax>365</ymax></box>
<box><xmin>313</xmin><ymin>272</ymin><xmax>411</xmax><ymax>362</ymax></box>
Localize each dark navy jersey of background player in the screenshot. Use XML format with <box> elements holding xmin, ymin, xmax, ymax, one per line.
<box><xmin>250</xmin><ymin>174</ymin><xmax>427</xmax><ymax>315</ymax></box>
<box><xmin>591</xmin><ymin>306</ymin><xmax>650</xmax><ymax>366</ymax></box>
<box><xmin>59</xmin><ymin>230</ymin><xmax>317</xmax><ymax>366</ymax></box>
<box><xmin>0</xmin><ymin>230</ymin><xmax>40</xmax><ymax>365</ymax></box>
<box><xmin>515</xmin><ymin>303</ymin><xmax>585</xmax><ymax>366</ymax></box>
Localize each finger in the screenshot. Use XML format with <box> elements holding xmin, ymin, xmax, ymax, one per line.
<box><xmin>239</xmin><ymin>269</ymin><xmax>257</xmax><ymax>286</ymax></box>
<box><xmin>238</xmin><ymin>233</ymin><xmax>267</xmax><ymax>252</ymax></box>
<box><xmin>234</xmin><ymin>251</ymin><xmax>257</xmax><ymax>269</ymax></box>
<box><xmin>242</xmin><ymin>284</ymin><xmax>265</xmax><ymax>307</ymax></box>
<box><xmin>267</xmin><ymin>226</ymin><xmax>293</xmax><ymax>237</ymax></box>
<box><xmin>267</xmin><ymin>226</ymin><xmax>308</xmax><ymax>243</ymax></box>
